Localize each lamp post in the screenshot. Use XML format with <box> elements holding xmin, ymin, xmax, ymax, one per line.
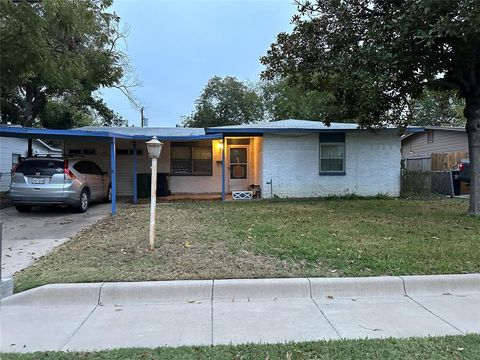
<box><xmin>146</xmin><ymin>136</ymin><xmax>163</xmax><ymax>250</ymax></box>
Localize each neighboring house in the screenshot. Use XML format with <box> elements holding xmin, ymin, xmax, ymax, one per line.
<box><xmin>0</xmin><ymin>136</ymin><xmax>61</xmax><ymax>192</ymax></box>
<box><xmin>1</xmin><ymin>120</ymin><xmax>420</xmax><ymax>212</ymax></box>
<box><xmin>401</xmin><ymin>126</ymin><xmax>468</xmax><ymax>170</ymax></box>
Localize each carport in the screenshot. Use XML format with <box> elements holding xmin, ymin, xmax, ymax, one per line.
<box><xmin>0</xmin><ymin>126</ymin><xmax>224</xmax><ymax>214</ymax></box>
<box><xmin>0</xmin><ymin>126</ymin><xmax>135</xmax><ymax>215</ymax></box>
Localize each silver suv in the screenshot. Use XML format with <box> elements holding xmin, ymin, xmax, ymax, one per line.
<box><xmin>9</xmin><ymin>156</ymin><xmax>111</xmax><ymax>213</ymax></box>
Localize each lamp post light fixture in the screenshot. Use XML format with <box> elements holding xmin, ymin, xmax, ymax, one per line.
<box><xmin>146</xmin><ymin>136</ymin><xmax>163</xmax><ymax>250</ymax></box>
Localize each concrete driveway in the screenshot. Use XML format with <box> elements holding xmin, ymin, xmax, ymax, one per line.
<box><xmin>1</xmin><ymin>203</ymin><xmax>111</xmax><ymax>278</ymax></box>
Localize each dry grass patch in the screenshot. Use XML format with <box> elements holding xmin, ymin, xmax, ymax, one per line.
<box><xmin>14</xmin><ymin>198</ymin><xmax>480</xmax><ymax>292</ymax></box>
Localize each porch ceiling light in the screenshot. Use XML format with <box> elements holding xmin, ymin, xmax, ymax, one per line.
<box><xmin>146</xmin><ymin>136</ymin><xmax>163</xmax><ymax>159</ymax></box>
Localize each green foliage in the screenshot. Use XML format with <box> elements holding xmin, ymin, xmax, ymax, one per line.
<box><xmin>0</xmin><ymin>0</ymin><xmax>130</xmax><ymax>128</ymax></box>
<box><xmin>411</xmin><ymin>90</ymin><xmax>465</xmax><ymax>127</ymax></box>
<box><xmin>261</xmin><ymin>79</ymin><xmax>332</xmax><ymax>121</ymax></box>
<box><xmin>260</xmin><ymin>0</ymin><xmax>479</xmax><ymax>127</ymax></box>
<box><xmin>182</xmin><ymin>76</ymin><xmax>264</xmax><ymax>128</ymax></box>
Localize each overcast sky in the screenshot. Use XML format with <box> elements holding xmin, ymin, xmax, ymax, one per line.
<box><xmin>99</xmin><ymin>0</ymin><xmax>296</xmax><ymax>127</ymax></box>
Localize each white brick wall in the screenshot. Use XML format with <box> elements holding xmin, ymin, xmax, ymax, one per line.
<box><xmin>261</xmin><ymin>132</ymin><xmax>401</xmax><ymax>198</ymax></box>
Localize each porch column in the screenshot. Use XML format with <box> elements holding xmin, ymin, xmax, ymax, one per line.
<box><xmin>132</xmin><ymin>141</ymin><xmax>138</xmax><ymax>204</ymax></box>
<box><xmin>221</xmin><ymin>136</ymin><xmax>226</xmax><ymax>201</ymax></box>
<box><xmin>110</xmin><ymin>138</ymin><xmax>117</xmax><ymax>215</ymax></box>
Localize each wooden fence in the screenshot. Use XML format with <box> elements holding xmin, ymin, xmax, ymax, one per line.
<box><xmin>431</xmin><ymin>151</ymin><xmax>469</xmax><ymax>171</ymax></box>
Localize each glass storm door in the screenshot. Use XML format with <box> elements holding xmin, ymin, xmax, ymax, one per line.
<box><xmin>228</xmin><ymin>147</ymin><xmax>249</xmax><ymax>191</ymax></box>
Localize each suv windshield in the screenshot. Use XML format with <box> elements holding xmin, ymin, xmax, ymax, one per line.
<box><xmin>16</xmin><ymin>159</ymin><xmax>64</xmax><ymax>176</ymax></box>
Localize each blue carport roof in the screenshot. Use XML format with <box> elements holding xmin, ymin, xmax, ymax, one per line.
<box><xmin>0</xmin><ymin>125</ymin><xmax>223</xmax><ymax>141</ymax></box>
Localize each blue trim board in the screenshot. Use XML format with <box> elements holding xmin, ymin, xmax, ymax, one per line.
<box><xmin>0</xmin><ymin>126</ymin><xmax>224</xmax><ymax>142</ymax></box>
<box><xmin>0</xmin><ymin>126</ymin><xmax>132</xmax><ymax>140</ymax></box>
<box><xmin>130</xmin><ymin>134</ymin><xmax>223</xmax><ymax>141</ymax></box>
<box><xmin>205</xmin><ymin>127</ymin><xmax>424</xmax><ymax>135</ymax></box>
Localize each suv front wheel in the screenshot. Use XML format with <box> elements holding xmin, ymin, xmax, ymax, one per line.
<box><xmin>76</xmin><ymin>189</ymin><xmax>89</xmax><ymax>213</ymax></box>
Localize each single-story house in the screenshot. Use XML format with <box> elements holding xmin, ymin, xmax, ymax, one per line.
<box><xmin>0</xmin><ymin>133</ymin><xmax>61</xmax><ymax>191</ymax></box>
<box><xmin>0</xmin><ymin>120</ymin><xmax>422</xmax><ymax>214</ymax></box>
<box><xmin>401</xmin><ymin>126</ymin><xmax>468</xmax><ymax>170</ymax></box>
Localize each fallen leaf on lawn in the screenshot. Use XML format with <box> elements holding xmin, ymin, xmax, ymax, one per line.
<box><xmin>330</xmin><ymin>269</ymin><xmax>337</xmax><ymax>273</ymax></box>
<box><xmin>183</xmin><ymin>241</ymin><xmax>192</xmax><ymax>248</ymax></box>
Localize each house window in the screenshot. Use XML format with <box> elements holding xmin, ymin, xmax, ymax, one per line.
<box><xmin>427</xmin><ymin>130</ymin><xmax>434</xmax><ymax>143</ymax></box>
<box><xmin>116</xmin><ymin>149</ymin><xmax>143</xmax><ymax>156</ymax></box>
<box><xmin>116</xmin><ymin>149</ymin><xmax>129</xmax><ymax>156</ymax></box>
<box><xmin>319</xmin><ymin>133</ymin><xmax>345</xmax><ymax>175</ymax></box>
<box><xmin>170</xmin><ymin>143</ymin><xmax>212</xmax><ymax>176</ymax></box>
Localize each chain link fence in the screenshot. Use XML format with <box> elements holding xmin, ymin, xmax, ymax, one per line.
<box><xmin>401</xmin><ymin>170</ymin><xmax>454</xmax><ymax>198</ymax></box>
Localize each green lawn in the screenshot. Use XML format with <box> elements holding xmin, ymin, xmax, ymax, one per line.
<box><xmin>14</xmin><ymin>198</ymin><xmax>480</xmax><ymax>292</ymax></box>
<box><xmin>3</xmin><ymin>335</ymin><xmax>480</xmax><ymax>359</ymax></box>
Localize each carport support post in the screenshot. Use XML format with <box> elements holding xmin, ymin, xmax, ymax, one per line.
<box><xmin>221</xmin><ymin>136</ymin><xmax>226</xmax><ymax>201</ymax></box>
<box><xmin>110</xmin><ymin>138</ymin><xmax>117</xmax><ymax>215</ymax></box>
<box><xmin>27</xmin><ymin>139</ymin><xmax>33</xmax><ymax>157</ymax></box>
<box><xmin>132</xmin><ymin>141</ymin><xmax>138</xmax><ymax>204</ymax></box>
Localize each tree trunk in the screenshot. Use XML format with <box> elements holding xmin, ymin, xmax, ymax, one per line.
<box><xmin>464</xmin><ymin>96</ymin><xmax>480</xmax><ymax>216</ymax></box>
<box><xmin>24</xmin><ymin>85</ymin><xmax>34</xmax><ymax>127</ymax></box>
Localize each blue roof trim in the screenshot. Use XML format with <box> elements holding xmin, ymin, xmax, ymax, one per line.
<box><xmin>131</xmin><ymin>133</ymin><xmax>223</xmax><ymax>141</ymax></box>
<box><xmin>0</xmin><ymin>126</ymin><xmax>223</xmax><ymax>142</ymax></box>
<box><xmin>0</xmin><ymin>126</ymin><xmax>133</xmax><ymax>139</ymax></box>
<box><xmin>205</xmin><ymin>127</ymin><xmax>425</xmax><ymax>134</ymax></box>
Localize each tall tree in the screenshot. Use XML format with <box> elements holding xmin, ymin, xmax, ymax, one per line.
<box><xmin>182</xmin><ymin>76</ymin><xmax>264</xmax><ymax>128</ymax></box>
<box><xmin>410</xmin><ymin>90</ymin><xmax>465</xmax><ymax>127</ymax></box>
<box><xmin>262</xmin><ymin>79</ymin><xmax>336</xmax><ymax>121</ymax></box>
<box><xmin>261</xmin><ymin>0</ymin><xmax>480</xmax><ymax>215</ymax></box>
<box><xmin>0</xmin><ymin>0</ymin><xmax>135</xmax><ymax>128</ymax></box>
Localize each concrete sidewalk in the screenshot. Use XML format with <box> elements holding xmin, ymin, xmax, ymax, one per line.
<box><xmin>1</xmin><ymin>274</ymin><xmax>479</xmax><ymax>353</ymax></box>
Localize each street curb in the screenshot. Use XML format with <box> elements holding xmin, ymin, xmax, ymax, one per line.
<box><xmin>2</xmin><ymin>274</ymin><xmax>479</xmax><ymax>306</ymax></box>
<box><xmin>1</xmin><ymin>283</ymin><xmax>103</xmax><ymax>306</ymax></box>
<box><xmin>100</xmin><ymin>280</ymin><xmax>213</xmax><ymax>305</ymax></box>
<box><xmin>400</xmin><ymin>274</ymin><xmax>480</xmax><ymax>295</ymax></box>
<box><xmin>310</xmin><ymin>276</ymin><xmax>405</xmax><ymax>298</ymax></box>
<box><xmin>213</xmin><ymin>278</ymin><xmax>311</xmax><ymax>301</ymax></box>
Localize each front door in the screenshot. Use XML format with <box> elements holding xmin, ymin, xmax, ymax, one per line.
<box><xmin>228</xmin><ymin>147</ymin><xmax>249</xmax><ymax>191</ymax></box>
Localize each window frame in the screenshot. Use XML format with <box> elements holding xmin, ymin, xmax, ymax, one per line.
<box><xmin>427</xmin><ymin>130</ymin><xmax>434</xmax><ymax>143</ymax></box>
<box><xmin>170</xmin><ymin>143</ymin><xmax>213</xmax><ymax>176</ymax></box>
<box><xmin>319</xmin><ymin>133</ymin><xmax>346</xmax><ymax>176</ymax></box>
